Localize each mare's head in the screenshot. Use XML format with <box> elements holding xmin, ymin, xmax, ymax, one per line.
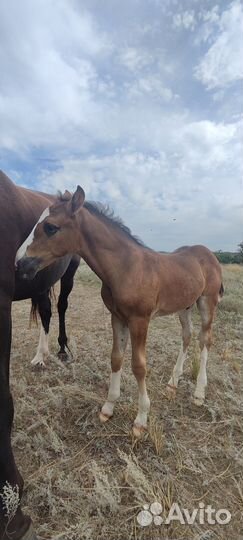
<box><xmin>17</xmin><ymin>186</ymin><xmax>85</xmax><ymax>279</ymax></box>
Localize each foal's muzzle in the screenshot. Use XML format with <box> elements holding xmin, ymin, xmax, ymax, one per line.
<box><xmin>16</xmin><ymin>256</ymin><xmax>42</xmax><ymax>280</ymax></box>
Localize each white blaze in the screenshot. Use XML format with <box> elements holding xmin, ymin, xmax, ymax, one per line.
<box><xmin>15</xmin><ymin>207</ymin><xmax>50</xmax><ymax>263</ymax></box>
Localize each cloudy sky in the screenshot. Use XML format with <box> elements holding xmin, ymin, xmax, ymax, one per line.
<box><xmin>0</xmin><ymin>0</ymin><xmax>242</xmax><ymax>251</ymax></box>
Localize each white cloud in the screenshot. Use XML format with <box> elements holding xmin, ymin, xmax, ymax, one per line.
<box><xmin>118</xmin><ymin>47</ymin><xmax>153</xmax><ymax>72</ymax></box>
<box><xmin>202</xmin><ymin>5</ymin><xmax>220</xmax><ymax>26</ymax></box>
<box><xmin>125</xmin><ymin>76</ymin><xmax>174</xmax><ymax>102</ymax></box>
<box><xmin>195</xmin><ymin>1</ymin><xmax>243</xmax><ymax>89</ymax></box>
<box><xmin>0</xmin><ymin>2</ymin><xmax>175</xmax><ymax>153</ymax></box>
<box><xmin>172</xmin><ymin>10</ymin><xmax>196</xmax><ymax>30</ymax></box>
<box><xmin>38</xmin><ymin>116</ymin><xmax>243</xmax><ymax>251</ymax></box>
<box><xmin>0</xmin><ymin>0</ymin><xmax>242</xmax><ymax>251</ymax></box>
<box><xmin>0</xmin><ymin>0</ymin><xmax>110</xmax><ymax>153</ymax></box>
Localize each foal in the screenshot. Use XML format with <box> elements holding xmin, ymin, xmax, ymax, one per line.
<box><xmin>17</xmin><ymin>187</ymin><xmax>224</xmax><ymax>437</ymax></box>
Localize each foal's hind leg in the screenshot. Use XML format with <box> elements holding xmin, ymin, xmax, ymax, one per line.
<box><xmin>194</xmin><ymin>296</ymin><xmax>216</xmax><ymax>406</ymax></box>
<box><xmin>166</xmin><ymin>308</ymin><xmax>193</xmax><ymax>397</ymax></box>
<box><xmin>100</xmin><ymin>314</ymin><xmax>128</xmax><ymax>423</ymax></box>
<box><xmin>31</xmin><ymin>292</ymin><xmax>51</xmax><ymax>367</ymax></box>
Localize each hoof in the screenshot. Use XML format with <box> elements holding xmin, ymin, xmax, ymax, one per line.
<box><xmin>57</xmin><ymin>345</ymin><xmax>73</xmax><ymax>364</ymax></box>
<box><xmin>133</xmin><ymin>424</ymin><xmax>147</xmax><ymax>438</ymax></box>
<box><xmin>30</xmin><ymin>358</ymin><xmax>46</xmax><ymax>368</ymax></box>
<box><xmin>57</xmin><ymin>350</ymin><xmax>73</xmax><ymax>363</ymax></box>
<box><xmin>166</xmin><ymin>384</ymin><xmax>177</xmax><ymax>400</ymax></box>
<box><xmin>99</xmin><ymin>411</ymin><xmax>112</xmax><ymax>423</ymax></box>
<box><xmin>193</xmin><ymin>396</ymin><xmax>205</xmax><ymax>407</ymax></box>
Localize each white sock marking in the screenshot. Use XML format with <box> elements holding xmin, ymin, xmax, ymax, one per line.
<box><xmin>194</xmin><ymin>345</ymin><xmax>208</xmax><ymax>400</ymax></box>
<box><xmin>168</xmin><ymin>343</ymin><xmax>187</xmax><ymax>388</ymax></box>
<box><xmin>134</xmin><ymin>379</ymin><xmax>150</xmax><ymax>428</ymax></box>
<box><xmin>101</xmin><ymin>369</ymin><xmax>122</xmax><ymax>417</ymax></box>
<box><xmin>101</xmin><ymin>317</ymin><xmax>128</xmax><ymax>419</ymax></box>
<box><xmin>31</xmin><ymin>326</ymin><xmax>49</xmax><ymax>367</ymax></box>
<box><xmin>134</xmin><ymin>389</ymin><xmax>150</xmax><ymax>428</ymax></box>
<box><xmin>15</xmin><ymin>207</ymin><xmax>50</xmax><ymax>263</ymax></box>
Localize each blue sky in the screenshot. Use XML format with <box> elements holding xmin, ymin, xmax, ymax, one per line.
<box><xmin>0</xmin><ymin>0</ymin><xmax>242</xmax><ymax>251</ymax></box>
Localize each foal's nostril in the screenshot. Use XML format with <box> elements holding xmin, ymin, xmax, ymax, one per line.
<box><xmin>17</xmin><ymin>256</ymin><xmax>42</xmax><ymax>280</ymax></box>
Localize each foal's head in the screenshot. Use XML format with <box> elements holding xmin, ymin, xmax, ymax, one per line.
<box><xmin>18</xmin><ymin>186</ymin><xmax>85</xmax><ymax>278</ymax></box>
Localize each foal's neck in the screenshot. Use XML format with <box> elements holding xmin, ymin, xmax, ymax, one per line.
<box><xmin>77</xmin><ymin>208</ymin><xmax>136</xmax><ymax>285</ymax></box>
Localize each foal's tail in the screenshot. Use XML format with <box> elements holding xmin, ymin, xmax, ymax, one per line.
<box><xmin>29</xmin><ymin>288</ymin><xmax>55</xmax><ymax>328</ymax></box>
<box><xmin>30</xmin><ymin>297</ymin><xmax>39</xmax><ymax>327</ymax></box>
<box><xmin>218</xmin><ymin>282</ymin><xmax>224</xmax><ymax>302</ymax></box>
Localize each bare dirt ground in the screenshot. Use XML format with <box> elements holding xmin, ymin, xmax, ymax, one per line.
<box><xmin>11</xmin><ymin>263</ymin><xmax>243</xmax><ymax>540</ymax></box>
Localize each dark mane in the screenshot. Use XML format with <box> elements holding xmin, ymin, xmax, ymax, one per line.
<box><xmin>56</xmin><ymin>191</ymin><xmax>146</xmax><ymax>247</ymax></box>
<box><xmin>84</xmin><ymin>201</ymin><xmax>145</xmax><ymax>248</ymax></box>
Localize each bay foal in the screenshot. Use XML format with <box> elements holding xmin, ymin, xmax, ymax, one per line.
<box><xmin>18</xmin><ymin>187</ymin><xmax>223</xmax><ymax>437</ymax></box>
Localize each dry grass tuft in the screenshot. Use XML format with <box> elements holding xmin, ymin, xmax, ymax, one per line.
<box><xmin>0</xmin><ymin>482</ymin><xmax>20</xmax><ymax>521</ymax></box>
<box><xmin>148</xmin><ymin>417</ymin><xmax>164</xmax><ymax>456</ymax></box>
<box><xmin>91</xmin><ymin>461</ymin><xmax>121</xmax><ymax>512</ymax></box>
<box><xmin>10</xmin><ymin>262</ymin><xmax>243</xmax><ymax>539</ymax></box>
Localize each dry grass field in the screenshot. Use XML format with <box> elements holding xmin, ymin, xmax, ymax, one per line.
<box><xmin>11</xmin><ymin>263</ymin><xmax>243</xmax><ymax>540</ymax></box>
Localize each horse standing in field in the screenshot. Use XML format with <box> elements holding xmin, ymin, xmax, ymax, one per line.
<box><xmin>15</xmin><ymin>213</ymin><xmax>80</xmax><ymax>367</ymax></box>
<box><xmin>0</xmin><ymin>171</ymin><xmax>80</xmax><ymax>540</ymax></box>
<box><xmin>17</xmin><ymin>186</ymin><xmax>224</xmax><ymax>437</ymax></box>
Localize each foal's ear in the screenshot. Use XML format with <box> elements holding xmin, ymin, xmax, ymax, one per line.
<box><xmin>71</xmin><ymin>186</ymin><xmax>85</xmax><ymax>214</ymax></box>
<box><xmin>63</xmin><ymin>190</ymin><xmax>72</xmax><ymax>200</ymax></box>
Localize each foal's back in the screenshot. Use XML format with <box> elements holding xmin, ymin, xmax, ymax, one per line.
<box><xmin>155</xmin><ymin>244</ymin><xmax>222</xmax><ymax>316</ymax></box>
<box><xmin>172</xmin><ymin>244</ymin><xmax>222</xmax><ymax>296</ymax></box>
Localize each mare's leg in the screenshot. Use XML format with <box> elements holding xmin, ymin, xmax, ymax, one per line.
<box><xmin>194</xmin><ymin>296</ymin><xmax>216</xmax><ymax>406</ymax></box>
<box><xmin>31</xmin><ymin>292</ymin><xmax>51</xmax><ymax>367</ymax></box>
<box><xmin>167</xmin><ymin>307</ymin><xmax>193</xmax><ymax>397</ymax></box>
<box><xmin>129</xmin><ymin>317</ymin><xmax>150</xmax><ymax>437</ymax></box>
<box><xmin>100</xmin><ymin>314</ymin><xmax>128</xmax><ymax>422</ymax></box>
<box><xmin>57</xmin><ymin>257</ymin><xmax>79</xmax><ymax>361</ymax></box>
<box><xmin>0</xmin><ymin>286</ymin><xmax>35</xmax><ymax>539</ymax></box>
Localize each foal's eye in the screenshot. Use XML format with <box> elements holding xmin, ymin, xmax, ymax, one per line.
<box><xmin>44</xmin><ymin>222</ymin><xmax>60</xmax><ymax>237</ymax></box>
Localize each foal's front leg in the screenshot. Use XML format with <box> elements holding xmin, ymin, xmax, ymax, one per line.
<box><xmin>129</xmin><ymin>317</ymin><xmax>150</xmax><ymax>437</ymax></box>
<box><xmin>100</xmin><ymin>314</ymin><xmax>128</xmax><ymax>423</ymax></box>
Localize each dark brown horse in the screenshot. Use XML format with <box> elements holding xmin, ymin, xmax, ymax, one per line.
<box><xmin>17</xmin><ymin>187</ymin><xmax>223</xmax><ymax>434</ymax></box>
<box><xmin>0</xmin><ymin>172</ymin><xmax>80</xmax><ymax>540</ymax></box>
